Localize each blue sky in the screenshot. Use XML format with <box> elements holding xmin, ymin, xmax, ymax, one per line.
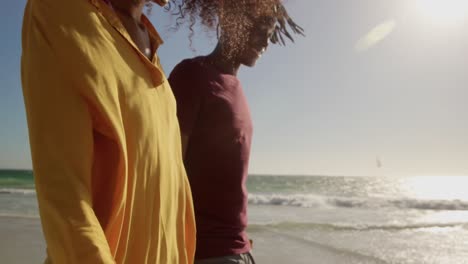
<box><xmin>1</xmin><ymin>0</ymin><xmax>468</xmax><ymax>176</ymax></box>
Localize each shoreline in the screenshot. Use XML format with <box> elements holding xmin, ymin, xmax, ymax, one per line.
<box><xmin>0</xmin><ymin>215</ymin><xmax>383</xmax><ymax>264</ymax></box>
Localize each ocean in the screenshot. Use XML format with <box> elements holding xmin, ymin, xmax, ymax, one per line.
<box><xmin>1</xmin><ymin>170</ymin><xmax>468</xmax><ymax>263</ymax></box>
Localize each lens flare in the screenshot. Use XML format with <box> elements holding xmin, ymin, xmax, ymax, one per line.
<box><xmin>355</xmin><ymin>20</ymin><xmax>396</xmax><ymax>52</ymax></box>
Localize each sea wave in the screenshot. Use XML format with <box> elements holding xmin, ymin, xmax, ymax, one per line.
<box><xmin>248</xmin><ymin>193</ymin><xmax>468</xmax><ymax>211</ymax></box>
<box><xmin>0</xmin><ymin>188</ymin><xmax>36</xmax><ymax>195</ymax></box>
<box><xmin>0</xmin><ymin>213</ymin><xmax>40</xmax><ymax>219</ymax></box>
<box><xmin>248</xmin><ymin>221</ymin><xmax>468</xmax><ymax>232</ymax></box>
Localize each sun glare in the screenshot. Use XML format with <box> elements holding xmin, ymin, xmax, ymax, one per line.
<box><xmin>417</xmin><ymin>0</ymin><xmax>468</xmax><ymax>25</ymax></box>
<box><xmin>401</xmin><ymin>176</ymin><xmax>468</xmax><ymax>201</ymax></box>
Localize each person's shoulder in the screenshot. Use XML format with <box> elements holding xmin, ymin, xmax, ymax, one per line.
<box><xmin>23</xmin><ymin>0</ymin><xmax>107</xmax><ymax>55</ymax></box>
<box><xmin>169</xmin><ymin>56</ymin><xmax>212</xmax><ymax>96</ymax></box>
<box><xmin>172</xmin><ymin>56</ymin><xmax>207</xmax><ymax>74</ymax></box>
<box><xmin>25</xmin><ymin>0</ymin><xmax>95</xmax><ymax>25</ymax></box>
<box><xmin>169</xmin><ymin>56</ymin><xmax>208</xmax><ymax>82</ymax></box>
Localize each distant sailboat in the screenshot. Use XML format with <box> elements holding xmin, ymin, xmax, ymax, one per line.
<box><xmin>376</xmin><ymin>156</ymin><xmax>382</xmax><ymax>168</ymax></box>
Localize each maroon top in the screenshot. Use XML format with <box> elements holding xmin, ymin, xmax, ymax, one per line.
<box><xmin>169</xmin><ymin>57</ymin><xmax>252</xmax><ymax>259</ymax></box>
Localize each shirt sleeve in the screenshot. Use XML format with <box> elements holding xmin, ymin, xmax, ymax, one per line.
<box><xmin>168</xmin><ymin>60</ymin><xmax>203</xmax><ymax>137</ymax></box>
<box><xmin>21</xmin><ymin>2</ymin><xmax>114</xmax><ymax>263</ymax></box>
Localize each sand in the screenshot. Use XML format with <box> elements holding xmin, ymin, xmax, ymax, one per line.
<box><xmin>0</xmin><ymin>216</ymin><xmax>384</xmax><ymax>264</ymax></box>
<box><xmin>0</xmin><ymin>216</ymin><xmax>46</xmax><ymax>264</ymax></box>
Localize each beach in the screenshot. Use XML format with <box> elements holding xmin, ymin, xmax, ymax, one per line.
<box><xmin>249</xmin><ymin>226</ymin><xmax>384</xmax><ymax>264</ymax></box>
<box><xmin>0</xmin><ymin>215</ymin><xmax>381</xmax><ymax>264</ymax></box>
<box><xmin>0</xmin><ymin>216</ymin><xmax>45</xmax><ymax>263</ymax></box>
<box><xmin>2</xmin><ymin>171</ymin><xmax>468</xmax><ymax>263</ymax></box>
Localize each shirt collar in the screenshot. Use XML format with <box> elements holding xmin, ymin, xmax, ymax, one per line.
<box><xmin>88</xmin><ymin>0</ymin><xmax>166</xmax><ymax>86</ymax></box>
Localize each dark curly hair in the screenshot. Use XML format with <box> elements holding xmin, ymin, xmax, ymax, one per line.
<box><xmin>153</xmin><ymin>0</ymin><xmax>304</xmax><ymax>56</ymax></box>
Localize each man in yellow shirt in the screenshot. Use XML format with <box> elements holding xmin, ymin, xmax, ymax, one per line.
<box><xmin>21</xmin><ymin>0</ymin><xmax>195</xmax><ymax>263</ymax></box>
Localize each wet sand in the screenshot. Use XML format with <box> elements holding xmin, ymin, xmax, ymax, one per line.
<box><xmin>0</xmin><ymin>216</ymin><xmax>382</xmax><ymax>264</ymax></box>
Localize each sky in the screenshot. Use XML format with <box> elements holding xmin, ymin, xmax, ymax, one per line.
<box><xmin>1</xmin><ymin>0</ymin><xmax>468</xmax><ymax>176</ymax></box>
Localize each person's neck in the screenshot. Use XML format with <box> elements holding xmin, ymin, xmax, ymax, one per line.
<box><xmin>109</xmin><ymin>0</ymin><xmax>145</xmax><ymax>22</ymax></box>
<box><xmin>206</xmin><ymin>44</ymin><xmax>241</xmax><ymax>76</ymax></box>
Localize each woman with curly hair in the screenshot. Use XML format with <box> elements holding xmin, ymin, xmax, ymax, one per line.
<box><xmin>168</xmin><ymin>1</ymin><xmax>304</xmax><ymax>263</ymax></box>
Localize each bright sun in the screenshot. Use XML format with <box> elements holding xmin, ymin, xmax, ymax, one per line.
<box><xmin>418</xmin><ymin>0</ymin><xmax>468</xmax><ymax>24</ymax></box>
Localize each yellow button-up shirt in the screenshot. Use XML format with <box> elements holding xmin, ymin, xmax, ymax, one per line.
<box><xmin>21</xmin><ymin>0</ymin><xmax>195</xmax><ymax>263</ymax></box>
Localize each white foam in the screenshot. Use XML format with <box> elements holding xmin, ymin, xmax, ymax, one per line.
<box><xmin>0</xmin><ymin>213</ymin><xmax>40</xmax><ymax>219</ymax></box>
<box><xmin>0</xmin><ymin>188</ymin><xmax>36</xmax><ymax>195</ymax></box>
<box><xmin>248</xmin><ymin>193</ymin><xmax>330</xmax><ymax>208</ymax></box>
<box><xmin>248</xmin><ymin>193</ymin><xmax>468</xmax><ymax>211</ymax></box>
